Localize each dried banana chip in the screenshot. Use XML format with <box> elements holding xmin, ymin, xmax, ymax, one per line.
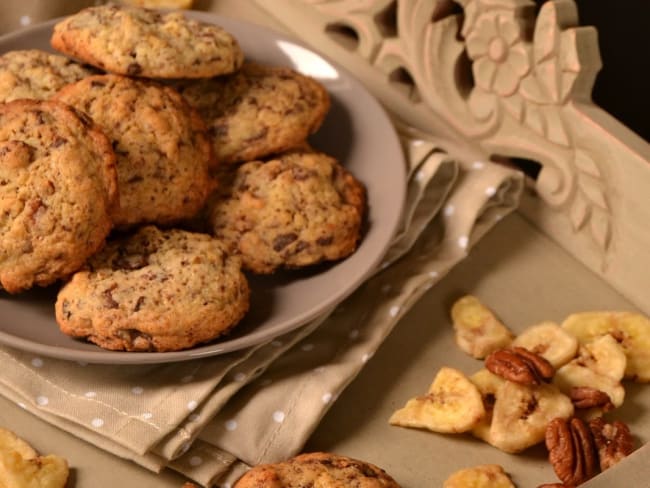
<box><xmin>0</xmin><ymin>428</ymin><xmax>36</xmax><ymax>460</ymax></box>
<box><xmin>569</xmin><ymin>332</ymin><xmax>626</xmax><ymax>382</ymax></box>
<box><xmin>389</xmin><ymin>367</ymin><xmax>485</xmax><ymax>433</ymax></box>
<box><xmin>0</xmin><ymin>427</ymin><xmax>69</xmax><ymax>488</ymax></box>
<box><xmin>451</xmin><ymin>295</ymin><xmax>514</xmax><ymax>359</ymax></box>
<box><xmin>469</xmin><ymin>368</ymin><xmax>505</xmax><ymax>443</ymax></box>
<box><xmin>511</xmin><ymin>321</ymin><xmax>578</xmax><ymax>368</ymax></box>
<box><xmin>562</xmin><ymin>311</ymin><xmax>650</xmax><ymax>382</ymax></box>
<box><xmin>443</xmin><ymin>464</ymin><xmax>516</xmax><ymax>488</ymax></box>
<box><xmin>487</xmin><ymin>381</ymin><xmax>574</xmax><ymax>453</ymax></box>
<box><xmin>554</xmin><ymin>335</ymin><xmax>626</xmax><ymax>413</ymax></box>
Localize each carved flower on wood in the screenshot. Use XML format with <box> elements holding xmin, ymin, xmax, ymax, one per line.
<box><xmin>462</xmin><ymin>0</ymin><xmax>595</xmax><ymax>148</ymax></box>
<box><xmin>465</xmin><ymin>13</ymin><xmax>530</xmax><ymax>97</ymax></box>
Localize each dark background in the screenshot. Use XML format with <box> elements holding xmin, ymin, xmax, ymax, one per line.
<box><xmin>572</xmin><ymin>0</ymin><xmax>649</xmax><ymax>142</ymax></box>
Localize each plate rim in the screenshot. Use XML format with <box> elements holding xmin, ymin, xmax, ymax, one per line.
<box><xmin>0</xmin><ymin>11</ymin><xmax>407</xmax><ymax>364</ymax></box>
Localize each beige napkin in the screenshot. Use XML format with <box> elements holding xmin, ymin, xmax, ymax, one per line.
<box><xmin>0</xmin><ymin>3</ymin><xmax>523</xmax><ymax>487</ymax></box>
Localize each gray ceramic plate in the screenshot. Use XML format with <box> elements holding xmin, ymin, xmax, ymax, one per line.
<box><xmin>0</xmin><ymin>12</ymin><xmax>406</xmax><ymax>364</ymax></box>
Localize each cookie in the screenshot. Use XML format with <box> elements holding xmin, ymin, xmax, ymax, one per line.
<box><xmin>207</xmin><ymin>149</ymin><xmax>366</xmax><ymax>274</ymax></box>
<box><xmin>54</xmin><ymin>74</ymin><xmax>212</xmax><ymax>228</ymax></box>
<box><xmin>119</xmin><ymin>0</ymin><xmax>194</xmax><ymax>7</ymax></box>
<box><xmin>0</xmin><ymin>49</ymin><xmax>96</xmax><ymax>103</ymax></box>
<box><xmin>233</xmin><ymin>452</ymin><xmax>402</xmax><ymax>488</ymax></box>
<box><xmin>176</xmin><ymin>63</ymin><xmax>330</xmax><ymax>165</ymax></box>
<box><xmin>55</xmin><ymin>226</ymin><xmax>250</xmax><ymax>352</ymax></box>
<box><xmin>50</xmin><ymin>4</ymin><xmax>243</xmax><ymax>79</ymax></box>
<box><xmin>0</xmin><ymin>99</ymin><xmax>118</xmax><ymax>293</ymax></box>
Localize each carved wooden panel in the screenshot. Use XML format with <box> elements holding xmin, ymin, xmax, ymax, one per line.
<box><xmin>255</xmin><ymin>0</ymin><xmax>650</xmax><ymax>315</ymax></box>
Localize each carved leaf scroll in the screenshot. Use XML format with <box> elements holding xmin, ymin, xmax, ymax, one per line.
<box><xmin>570</xmin><ymin>149</ymin><xmax>612</xmax><ymax>251</ymax></box>
<box><xmin>373</xmin><ymin>0</ymin><xmax>491</xmax><ymax>136</ymax></box>
<box><xmin>514</xmin><ymin>0</ymin><xmax>584</xmax><ymax>146</ymax></box>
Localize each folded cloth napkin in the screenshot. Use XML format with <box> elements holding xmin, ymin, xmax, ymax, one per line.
<box><xmin>0</xmin><ymin>3</ymin><xmax>523</xmax><ymax>487</ymax></box>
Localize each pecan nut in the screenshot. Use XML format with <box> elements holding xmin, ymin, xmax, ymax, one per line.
<box><xmin>485</xmin><ymin>346</ymin><xmax>555</xmax><ymax>385</ymax></box>
<box><xmin>537</xmin><ymin>484</ymin><xmax>575</xmax><ymax>488</ymax></box>
<box><xmin>545</xmin><ymin>417</ymin><xmax>599</xmax><ymax>486</ymax></box>
<box><xmin>588</xmin><ymin>417</ymin><xmax>634</xmax><ymax>470</ymax></box>
<box><xmin>571</xmin><ymin>417</ymin><xmax>600</xmax><ymax>483</ymax></box>
<box><xmin>569</xmin><ymin>386</ymin><xmax>614</xmax><ymax>412</ymax></box>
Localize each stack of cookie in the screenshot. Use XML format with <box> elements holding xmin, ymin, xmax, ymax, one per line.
<box><xmin>0</xmin><ymin>4</ymin><xmax>366</xmax><ymax>352</ymax></box>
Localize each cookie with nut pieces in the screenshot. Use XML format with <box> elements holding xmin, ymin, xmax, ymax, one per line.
<box><xmin>55</xmin><ymin>226</ymin><xmax>250</xmax><ymax>352</ymax></box>
<box><xmin>51</xmin><ymin>4</ymin><xmax>243</xmax><ymax>78</ymax></box>
<box><xmin>0</xmin><ymin>49</ymin><xmax>96</xmax><ymax>103</ymax></box>
<box><xmin>176</xmin><ymin>62</ymin><xmax>330</xmax><ymax>165</ymax></box>
<box><xmin>0</xmin><ymin>99</ymin><xmax>118</xmax><ymax>293</ymax></box>
<box><xmin>54</xmin><ymin>74</ymin><xmax>213</xmax><ymax>228</ymax></box>
<box><xmin>443</xmin><ymin>464</ymin><xmax>515</xmax><ymax>488</ymax></box>
<box><xmin>207</xmin><ymin>148</ymin><xmax>365</xmax><ymax>274</ymax></box>
<box><xmin>233</xmin><ymin>452</ymin><xmax>402</xmax><ymax>488</ymax></box>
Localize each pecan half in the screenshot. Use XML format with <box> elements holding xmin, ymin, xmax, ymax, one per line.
<box><xmin>546</xmin><ymin>417</ymin><xmax>599</xmax><ymax>486</ymax></box>
<box><xmin>569</xmin><ymin>387</ymin><xmax>614</xmax><ymax>412</ymax></box>
<box><xmin>571</xmin><ymin>417</ymin><xmax>600</xmax><ymax>483</ymax></box>
<box><xmin>485</xmin><ymin>346</ymin><xmax>555</xmax><ymax>385</ymax></box>
<box><xmin>588</xmin><ymin>417</ymin><xmax>634</xmax><ymax>470</ymax></box>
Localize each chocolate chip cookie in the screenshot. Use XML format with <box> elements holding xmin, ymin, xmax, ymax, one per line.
<box><xmin>0</xmin><ymin>49</ymin><xmax>96</xmax><ymax>103</ymax></box>
<box><xmin>207</xmin><ymin>149</ymin><xmax>366</xmax><ymax>274</ymax></box>
<box><xmin>50</xmin><ymin>4</ymin><xmax>243</xmax><ymax>79</ymax></box>
<box><xmin>233</xmin><ymin>452</ymin><xmax>402</xmax><ymax>488</ymax></box>
<box><xmin>55</xmin><ymin>226</ymin><xmax>250</xmax><ymax>352</ymax></box>
<box><xmin>54</xmin><ymin>74</ymin><xmax>212</xmax><ymax>228</ymax></box>
<box><xmin>176</xmin><ymin>63</ymin><xmax>330</xmax><ymax>165</ymax></box>
<box><xmin>0</xmin><ymin>99</ymin><xmax>118</xmax><ymax>293</ymax></box>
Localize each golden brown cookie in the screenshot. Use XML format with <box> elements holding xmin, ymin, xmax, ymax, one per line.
<box><xmin>50</xmin><ymin>4</ymin><xmax>243</xmax><ymax>79</ymax></box>
<box><xmin>55</xmin><ymin>226</ymin><xmax>250</xmax><ymax>352</ymax></box>
<box><xmin>207</xmin><ymin>149</ymin><xmax>366</xmax><ymax>274</ymax></box>
<box><xmin>0</xmin><ymin>99</ymin><xmax>118</xmax><ymax>294</ymax></box>
<box><xmin>0</xmin><ymin>49</ymin><xmax>96</xmax><ymax>103</ymax></box>
<box><xmin>176</xmin><ymin>63</ymin><xmax>330</xmax><ymax>165</ymax></box>
<box><xmin>233</xmin><ymin>452</ymin><xmax>401</xmax><ymax>488</ymax></box>
<box><xmin>54</xmin><ymin>74</ymin><xmax>212</xmax><ymax>228</ymax></box>
<box><xmin>119</xmin><ymin>0</ymin><xmax>194</xmax><ymax>7</ymax></box>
